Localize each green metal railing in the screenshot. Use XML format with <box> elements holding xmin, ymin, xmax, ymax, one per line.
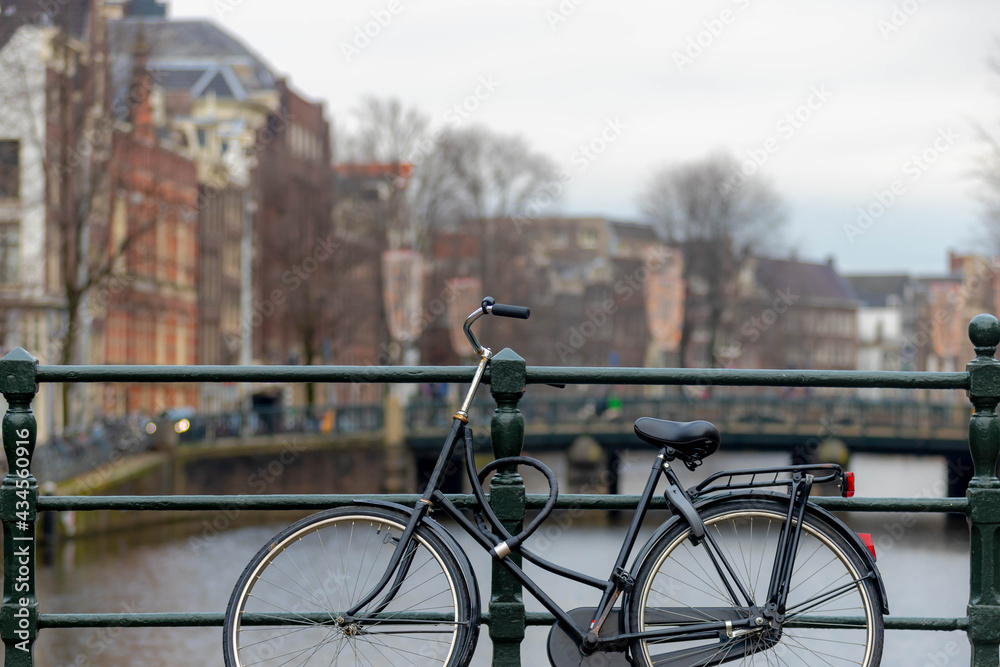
<box><xmin>3</xmin><ymin>314</ymin><xmax>1000</xmax><ymax>665</ymax></box>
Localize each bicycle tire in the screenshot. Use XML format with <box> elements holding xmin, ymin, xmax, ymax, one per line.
<box><xmin>628</xmin><ymin>498</ymin><xmax>884</xmax><ymax>666</ymax></box>
<box><xmin>223</xmin><ymin>506</ymin><xmax>478</xmax><ymax>667</ymax></box>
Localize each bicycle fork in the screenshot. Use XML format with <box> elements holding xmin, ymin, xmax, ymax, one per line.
<box><xmin>344</xmin><ymin>352</ymin><xmax>492</xmax><ymax>620</ymax></box>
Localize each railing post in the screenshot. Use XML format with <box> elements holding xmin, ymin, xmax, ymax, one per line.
<box><xmin>965</xmin><ymin>314</ymin><xmax>1000</xmax><ymax>666</ymax></box>
<box><xmin>0</xmin><ymin>348</ymin><xmax>39</xmax><ymax>666</ymax></box>
<box><xmin>488</xmin><ymin>347</ymin><xmax>526</xmax><ymax>666</ymax></box>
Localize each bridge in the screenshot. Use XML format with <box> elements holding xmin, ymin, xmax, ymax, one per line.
<box><xmin>72</xmin><ymin>395</ymin><xmax>971</xmax><ymax>452</ymax></box>
<box><xmin>34</xmin><ymin>394</ymin><xmax>974</xmax><ymax>498</ymax></box>
<box><xmin>3</xmin><ymin>313</ymin><xmax>1000</xmax><ymax>666</ymax></box>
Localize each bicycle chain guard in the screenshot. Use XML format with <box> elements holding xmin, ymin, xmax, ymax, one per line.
<box><xmin>547</xmin><ymin>607</ymin><xmax>630</xmax><ymax>667</ymax></box>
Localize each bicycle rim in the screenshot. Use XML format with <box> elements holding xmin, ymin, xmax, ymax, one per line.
<box><xmin>632</xmin><ymin>502</ymin><xmax>882</xmax><ymax>666</ymax></box>
<box><xmin>225</xmin><ymin>510</ymin><xmax>468</xmax><ymax>667</ymax></box>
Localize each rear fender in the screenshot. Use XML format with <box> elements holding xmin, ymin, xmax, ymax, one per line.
<box><xmin>353</xmin><ymin>499</ymin><xmax>482</xmax><ymax>659</ymax></box>
<box><xmin>624</xmin><ymin>490</ymin><xmax>888</xmax><ymax>624</ymax></box>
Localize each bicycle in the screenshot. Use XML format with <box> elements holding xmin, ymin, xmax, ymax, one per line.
<box><xmin>223</xmin><ymin>297</ymin><xmax>888</xmax><ymax>666</ymax></box>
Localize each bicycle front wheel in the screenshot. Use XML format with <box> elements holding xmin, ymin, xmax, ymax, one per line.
<box><xmin>629</xmin><ymin>498</ymin><xmax>883</xmax><ymax>666</ymax></box>
<box><xmin>223</xmin><ymin>506</ymin><xmax>478</xmax><ymax>667</ymax></box>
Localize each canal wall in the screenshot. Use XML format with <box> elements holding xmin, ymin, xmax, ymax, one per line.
<box><xmin>49</xmin><ymin>433</ymin><xmax>411</xmax><ymax>539</ymax></box>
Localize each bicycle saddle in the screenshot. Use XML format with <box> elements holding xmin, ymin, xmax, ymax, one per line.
<box><xmin>633</xmin><ymin>417</ymin><xmax>721</xmax><ymax>463</ymax></box>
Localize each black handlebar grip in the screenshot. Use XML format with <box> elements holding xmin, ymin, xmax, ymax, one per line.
<box><xmin>490</xmin><ymin>303</ymin><xmax>530</xmax><ymax>319</ymax></box>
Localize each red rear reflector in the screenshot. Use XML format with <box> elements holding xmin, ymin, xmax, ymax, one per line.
<box><xmin>858</xmin><ymin>532</ymin><xmax>876</xmax><ymax>561</ymax></box>
<box><xmin>844</xmin><ymin>472</ymin><xmax>855</xmax><ymax>498</ymax></box>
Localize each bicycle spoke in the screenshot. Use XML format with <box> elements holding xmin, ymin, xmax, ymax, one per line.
<box><xmin>634</xmin><ymin>504</ymin><xmax>880</xmax><ymax>667</ymax></box>
<box><xmin>227</xmin><ymin>510</ymin><xmax>468</xmax><ymax>667</ymax></box>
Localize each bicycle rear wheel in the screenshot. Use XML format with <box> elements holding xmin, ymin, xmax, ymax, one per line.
<box><xmin>629</xmin><ymin>498</ymin><xmax>883</xmax><ymax>666</ymax></box>
<box><xmin>223</xmin><ymin>506</ymin><xmax>478</xmax><ymax>667</ymax></box>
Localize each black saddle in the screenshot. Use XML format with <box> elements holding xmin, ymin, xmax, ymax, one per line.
<box><xmin>633</xmin><ymin>418</ymin><xmax>720</xmax><ymax>468</ymax></box>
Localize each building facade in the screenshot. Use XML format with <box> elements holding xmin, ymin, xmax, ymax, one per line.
<box><xmin>89</xmin><ymin>46</ymin><xmax>201</xmax><ymax>416</ymax></box>
<box><xmin>728</xmin><ymin>257</ymin><xmax>858</xmax><ymax>372</ymax></box>
<box><xmin>0</xmin><ymin>0</ymin><xmax>100</xmax><ymax>437</ymax></box>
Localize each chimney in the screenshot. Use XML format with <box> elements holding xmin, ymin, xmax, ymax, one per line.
<box><xmin>128</xmin><ymin>23</ymin><xmax>155</xmax><ymax>145</ymax></box>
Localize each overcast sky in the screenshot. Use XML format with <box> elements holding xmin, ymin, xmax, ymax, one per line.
<box><xmin>170</xmin><ymin>0</ymin><xmax>1000</xmax><ymax>275</ymax></box>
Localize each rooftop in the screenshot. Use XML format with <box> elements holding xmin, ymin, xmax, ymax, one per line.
<box><xmin>106</xmin><ymin>18</ymin><xmax>278</xmax><ymax>115</ymax></box>
<box><xmin>844</xmin><ymin>274</ymin><xmax>911</xmax><ymax>308</ymax></box>
<box><xmin>753</xmin><ymin>257</ymin><xmax>856</xmax><ymax>304</ymax></box>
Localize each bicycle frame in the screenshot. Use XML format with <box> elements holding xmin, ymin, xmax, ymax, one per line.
<box><xmin>342</xmin><ymin>303</ymin><xmax>858</xmax><ymax>658</ymax></box>
<box><xmin>346</xmin><ymin>427</ymin><xmax>841</xmax><ymax>655</ymax></box>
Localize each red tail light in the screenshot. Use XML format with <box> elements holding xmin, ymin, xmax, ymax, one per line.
<box><xmin>858</xmin><ymin>532</ymin><xmax>876</xmax><ymax>561</ymax></box>
<box><xmin>843</xmin><ymin>471</ymin><xmax>855</xmax><ymax>498</ymax></box>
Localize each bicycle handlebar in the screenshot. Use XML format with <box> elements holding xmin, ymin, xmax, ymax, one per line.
<box><xmin>486</xmin><ymin>303</ymin><xmax>530</xmax><ymax>319</ymax></box>
<box><xmin>463</xmin><ymin>296</ymin><xmax>530</xmax><ymax>357</ymax></box>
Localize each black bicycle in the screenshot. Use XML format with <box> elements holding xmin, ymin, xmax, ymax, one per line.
<box><xmin>223</xmin><ymin>298</ymin><xmax>887</xmax><ymax>666</ymax></box>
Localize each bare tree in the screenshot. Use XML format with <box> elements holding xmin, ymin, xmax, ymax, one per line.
<box><xmin>0</xmin><ymin>10</ymin><xmax>166</xmax><ymax>425</ymax></box>
<box><xmin>640</xmin><ymin>152</ymin><xmax>785</xmax><ymax>367</ymax></box>
<box><xmin>343</xmin><ymin>95</ymin><xmax>429</xmax><ymax>165</ymax></box>
<box><xmin>420</xmin><ymin>125</ymin><xmax>559</xmax><ymax>281</ymax></box>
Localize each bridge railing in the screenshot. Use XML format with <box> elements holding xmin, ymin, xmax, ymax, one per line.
<box><xmin>2</xmin><ymin>315</ymin><xmax>1000</xmax><ymax>666</ymax></box>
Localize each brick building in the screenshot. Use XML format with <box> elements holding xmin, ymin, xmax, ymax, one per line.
<box><xmin>0</xmin><ymin>0</ymin><xmax>103</xmax><ymax>436</ymax></box>
<box><xmin>419</xmin><ymin>218</ymin><xmax>673</xmax><ymax>372</ymax></box>
<box><xmin>89</xmin><ymin>43</ymin><xmax>200</xmax><ymax>416</ymax></box>
<box><xmin>726</xmin><ymin>257</ymin><xmax>858</xmax><ymax>371</ymax></box>
<box><xmin>253</xmin><ymin>80</ymin><xmax>334</xmax><ymax>368</ymax></box>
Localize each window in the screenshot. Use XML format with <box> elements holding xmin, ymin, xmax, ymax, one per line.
<box><xmin>0</xmin><ymin>223</ymin><xmax>19</xmax><ymax>284</ymax></box>
<box><xmin>578</xmin><ymin>228</ymin><xmax>599</xmax><ymax>249</ymax></box>
<box><xmin>0</xmin><ymin>141</ymin><xmax>19</xmax><ymax>199</ymax></box>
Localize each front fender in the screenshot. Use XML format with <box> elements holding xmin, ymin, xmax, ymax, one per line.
<box><xmin>353</xmin><ymin>498</ymin><xmax>483</xmax><ymax>652</ymax></box>
<box><xmin>624</xmin><ymin>490</ymin><xmax>888</xmax><ymax>623</ymax></box>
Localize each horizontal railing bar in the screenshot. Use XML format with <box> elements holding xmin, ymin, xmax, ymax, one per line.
<box><xmin>38</xmin><ymin>494</ymin><xmax>969</xmax><ymax>514</ymax></box>
<box><xmin>34</xmin><ymin>364</ymin><xmax>969</xmax><ymax>390</ymax></box>
<box><xmin>38</xmin><ymin>494</ymin><xmax>480</xmax><ymax>511</ymax></box>
<box><xmin>811</xmin><ymin>497</ymin><xmax>969</xmax><ymax>513</ymax></box>
<box><xmin>36</xmin><ymin>612</ymin><xmax>966</xmax><ymax>631</ymax></box>
<box><xmin>36</xmin><ymin>365</ymin><xmax>478</xmax><ymax>384</ymax></box>
<box><xmin>37</xmin><ymin>611</ymin><xmax>556</xmax><ymax>628</ymax></box>
<box><xmin>527</xmin><ymin>367</ymin><xmax>970</xmax><ymax>389</ymax></box>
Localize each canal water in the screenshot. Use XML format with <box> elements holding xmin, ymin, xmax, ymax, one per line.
<box><xmin>25</xmin><ymin>451</ymin><xmax>970</xmax><ymax>666</ymax></box>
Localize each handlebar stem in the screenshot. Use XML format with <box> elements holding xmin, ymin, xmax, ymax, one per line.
<box><xmin>463</xmin><ymin>307</ymin><xmax>488</xmax><ymax>356</ymax></box>
<box><xmin>457</xmin><ymin>306</ymin><xmax>493</xmax><ymax>419</ymax></box>
<box><xmin>457</xmin><ymin>349</ymin><xmax>491</xmax><ymax>420</ymax></box>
